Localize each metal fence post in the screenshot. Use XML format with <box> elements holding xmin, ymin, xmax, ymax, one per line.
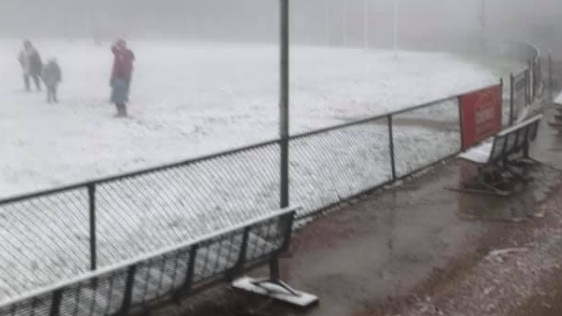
<box><xmin>280</xmin><ymin>211</ymin><xmax>295</xmax><ymax>251</ymax></box>
<box><xmin>509</xmin><ymin>73</ymin><xmax>515</xmax><ymax>126</ymax></box>
<box><xmin>181</xmin><ymin>245</ymin><xmax>199</xmax><ymax>294</ymax></box>
<box><xmin>549</xmin><ymin>53</ymin><xmax>554</xmax><ymax>101</ymax></box>
<box><xmin>49</xmin><ymin>289</ymin><xmax>63</xmax><ymax>316</ymax></box>
<box><xmin>88</xmin><ymin>184</ymin><xmax>97</xmax><ymax>271</ymax></box>
<box><xmin>457</xmin><ymin>96</ymin><xmax>465</xmax><ymax>149</ymax></box>
<box><xmin>529</xmin><ymin>59</ymin><xmax>534</xmax><ymax>103</ymax></box>
<box><xmin>535</xmin><ymin>58</ymin><xmax>540</xmax><ymax>98</ymax></box>
<box><xmin>279</xmin><ymin>0</ymin><xmax>290</xmax><ymax>209</ymax></box>
<box><xmin>387</xmin><ymin>115</ymin><xmax>397</xmax><ymax>181</ymax></box>
<box><xmin>525</xmin><ymin>68</ymin><xmax>530</xmax><ymax>106</ymax></box>
<box><xmin>230</xmin><ymin>228</ymin><xmax>250</xmax><ymax>278</ymax></box>
<box><xmin>269</xmin><ymin>253</ymin><xmax>281</xmax><ymax>282</ymax></box>
<box><xmin>120</xmin><ymin>265</ymin><xmax>137</xmax><ymax>314</ymax></box>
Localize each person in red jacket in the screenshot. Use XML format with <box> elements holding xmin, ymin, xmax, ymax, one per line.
<box><xmin>110</xmin><ymin>39</ymin><xmax>135</xmax><ymax>117</ymax></box>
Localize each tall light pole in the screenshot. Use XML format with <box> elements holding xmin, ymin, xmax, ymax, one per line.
<box><xmin>279</xmin><ymin>0</ymin><xmax>289</xmax><ymax>208</ymax></box>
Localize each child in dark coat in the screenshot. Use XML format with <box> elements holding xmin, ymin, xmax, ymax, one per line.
<box><xmin>41</xmin><ymin>59</ymin><xmax>62</xmax><ymax>103</ymax></box>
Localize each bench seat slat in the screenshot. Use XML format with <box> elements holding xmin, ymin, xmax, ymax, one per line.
<box><xmin>459</xmin><ymin>142</ymin><xmax>493</xmax><ymax>164</ymax></box>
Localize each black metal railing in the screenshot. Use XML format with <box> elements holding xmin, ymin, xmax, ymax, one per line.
<box><xmin>0</xmin><ymin>207</ymin><xmax>296</xmax><ymax>316</ymax></box>
<box><xmin>508</xmin><ymin>46</ymin><xmax>543</xmax><ymax>125</ymax></box>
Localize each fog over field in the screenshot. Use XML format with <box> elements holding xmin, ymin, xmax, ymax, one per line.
<box><xmin>0</xmin><ymin>0</ymin><xmax>561</xmax><ymax>51</ymax></box>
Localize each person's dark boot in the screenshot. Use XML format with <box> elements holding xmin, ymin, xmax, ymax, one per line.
<box><xmin>116</xmin><ymin>103</ymin><xmax>127</xmax><ymax>117</ymax></box>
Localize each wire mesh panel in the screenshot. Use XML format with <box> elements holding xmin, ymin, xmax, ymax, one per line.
<box><xmin>392</xmin><ymin>98</ymin><xmax>461</xmax><ymax>177</ymax></box>
<box><xmin>130</xmin><ymin>247</ymin><xmax>192</xmax><ymax>305</ymax></box>
<box><xmin>58</xmin><ymin>269</ymin><xmax>127</xmax><ymax>316</ymax></box>
<box><xmin>290</xmin><ymin>118</ymin><xmax>392</xmax><ymax>218</ymax></box>
<box><xmin>0</xmin><ymin>188</ymin><xmax>90</xmax><ymax>299</ymax></box>
<box><xmin>515</xmin><ymin>127</ymin><xmax>529</xmax><ymax>150</ymax></box>
<box><xmin>245</xmin><ymin>215</ymin><xmax>288</xmax><ymax>261</ymax></box>
<box><xmin>490</xmin><ymin>136</ymin><xmax>507</xmax><ymax>162</ymax></box>
<box><xmin>504</xmin><ymin>132</ymin><xmax>518</xmax><ymax>154</ymax></box>
<box><xmin>533</xmin><ymin>59</ymin><xmax>542</xmax><ymax>98</ymax></box>
<box><xmin>0</xmin><ymin>292</ymin><xmax>53</xmax><ymax>316</ymax></box>
<box><xmin>513</xmin><ymin>72</ymin><xmax>527</xmax><ymax>120</ymax></box>
<box><xmin>95</xmin><ymin>143</ymin><xmax>280</xmax><ymax>267</ymax></box>
<box><xmin>502</xmin><ymin>84</ymin><xmax>512</xmax><ymax>127</ymax></box>
<box><xmin>192</xmin><ymin>229</ymin><xmax>244</xmax><ymax>284</ymax></box>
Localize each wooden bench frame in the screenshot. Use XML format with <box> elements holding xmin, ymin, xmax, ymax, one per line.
<box><xmin>456</xmin><ymin>114</ymin><xmax>543</xmax><ymax>196</ymax></box>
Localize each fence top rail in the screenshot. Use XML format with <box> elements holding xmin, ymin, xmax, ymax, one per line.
<box><xmin>0</xmin><ymin>137</ymin><xmax>282</xmax><ymax>205</ymax></box>
<box><xmin>498</xmin><ymin>114</ymin><xmax>543</xmax><ymax>137</ymax></box>
<box><xmin>290</xmin><ymin>82</ymin><xmax>502</xmax><ymax>140</ymax></box>
<box><xmin>0</xmin><ymin>205</ymin><xmax>299</xmax><ymax>309</ymax></box>
<box><xmin>0</xmin><ymin>81</ymin><xmax>501</xmax><ymax>206</ymax></box>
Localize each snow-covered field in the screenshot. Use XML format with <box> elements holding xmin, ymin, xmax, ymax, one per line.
<box><xmin>0</xmin><ymin>39</ymin><xmax>520</xmax><ymax>197</ymax></box>
<box><xmin>0</xmin><ymin>40</ymin><xmax>523</xmax><ymax>300</ymax></box>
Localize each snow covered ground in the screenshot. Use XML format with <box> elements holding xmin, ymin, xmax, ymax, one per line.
<box><xmin>0</xmin><ymin>39</ymin><xmax>521</xmax><ymax>197</ymax></box>
<box><xmin>0</xmin><ymin>40</ymin><xmax>523</xmax><ymax>299</ymax></box>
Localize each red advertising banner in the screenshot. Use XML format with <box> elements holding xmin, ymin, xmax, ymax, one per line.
<box><xmin>459</xmin><ymin>84</ymin><xmax>502</xmax><ymax>149</ymax></box>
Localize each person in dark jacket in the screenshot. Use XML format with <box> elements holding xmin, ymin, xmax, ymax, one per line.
<box><xmin>41</xmin><ymin>58</ymin><xmax>62</xmax><ymax>103</ymax></box>
<box><xmin>110</xmin><ymin>39</ymin><xmax>135</xmax><ymax>117</ymax></box>
<box><xmin>18</xmin><ymin>40</ymin><xmax>43</xmax><ymax>91</ymax></box>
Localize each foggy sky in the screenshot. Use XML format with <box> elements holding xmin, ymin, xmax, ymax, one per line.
<box><xmin>0</xmin><ymin>0</ymin><xmax>560</xmax><ymax>50</ymax></box>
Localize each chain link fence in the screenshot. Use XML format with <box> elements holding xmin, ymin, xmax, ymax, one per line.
<box><xmin>95</xmin><ymin>141</ymin><xmax>280</xmax><ymax>268</ymax></box>
<box><xmin>0</xmin><ymin>209</ymin><xmax>294</xmax><ymax>316</ymax></box>
<box><xmin>510</xmin><ymin>70</ymin><xmax>529</xmax><ymax>124</ymax></box>
<box><xmin>290</xmin><ymin>117</ymin><xmax>392</xmax><ymax>218</ymax></box>
<box><xmin>392</xmin><ymin>98</ymin><xmax>461</xmax><ymax>178</ymax></box>
<box><xmin>0</xmin><ymin>63</ymin><xmax>543</xmax><ymax>305</ymax></box>
<box><xmin>0</xmin><ymin>189</ymin><xmax>90</xmax><ymax>299</ymax></box>
<box><xmin>0</xmin><ymin>141</ymin><xmax>281</xmax><ymax>301</ymax></box>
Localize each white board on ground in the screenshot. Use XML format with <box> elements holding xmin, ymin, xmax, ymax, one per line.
<box><xmin>233</xmin><ymin>277</ymin><xmax>319</xmax><ymax>308</ymax></box>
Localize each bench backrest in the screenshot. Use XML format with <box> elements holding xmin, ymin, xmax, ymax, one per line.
<box><xmin>489</xmin><ymin>114</ymin><xmax>542</xmax><ymax>162</ymax></box>
<box><xmin>0</xmin><ymin>207</ymin><xmax>297</xmax><ymax>316</ymax></box>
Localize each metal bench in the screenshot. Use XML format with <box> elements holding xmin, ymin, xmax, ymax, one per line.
<box><xmin>0</xmin><ymin>206</ymin><xmax>317</xmax><ymax>316</ymax></box>
<box><xmin>455</xmin><ymin>114</ymin><xmax>543</xmax><ymax>196</ymax></box>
